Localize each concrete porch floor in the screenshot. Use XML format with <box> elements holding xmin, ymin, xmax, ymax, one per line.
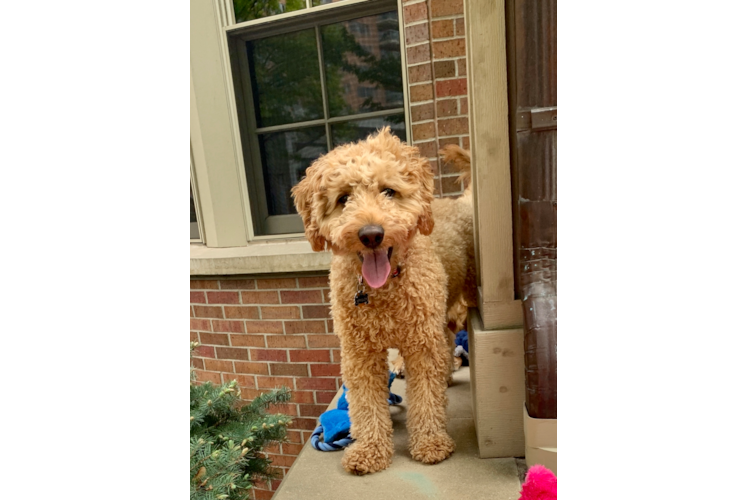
<box><xmin>274</xmin><ymin>363</ymin><xmax>523</xmax><ymax>500</ymax></box>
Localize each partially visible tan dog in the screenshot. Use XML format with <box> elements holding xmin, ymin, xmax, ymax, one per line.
<box><xmin>292</xmin><ymin>128</ymin><xmax>475</xmax><ymax>475</ymax></box>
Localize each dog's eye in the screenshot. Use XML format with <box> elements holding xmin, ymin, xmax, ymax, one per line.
<box><xmin>337</xmin><ymin>194</ymin><xmax>349</xmax><ymax>205</ymax></box>
<box><xmin>382</xmin><ymin>188</ymin><xmax>396</xmax><ymax>198</ymax></box>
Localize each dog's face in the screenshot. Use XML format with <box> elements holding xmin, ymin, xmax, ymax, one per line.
<box><xmin>292</xmin><ymin>128</ymin><xmax>434</xmax><ymax>288</ymax></box>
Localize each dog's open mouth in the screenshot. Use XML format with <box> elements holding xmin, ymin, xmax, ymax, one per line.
<box><xmin>358</xmin><ymin>247</ymin><xmax>393</xmax><ymax>289</ymax></box>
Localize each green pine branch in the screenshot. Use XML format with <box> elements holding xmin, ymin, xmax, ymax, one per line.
<box><xmin>191</xmin><ymin>343</ymin><xmax>292</xmax><ymax>500</ymax></box>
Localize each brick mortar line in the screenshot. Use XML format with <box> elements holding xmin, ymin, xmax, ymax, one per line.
<box><xmin>190</xmin><ymin>300</ymin><xmax>326</xmax><ymax>307</ymax></box>
<box><xmin>404</xmin><ymin>39</ymin><xmax>430</xmax><ymax>48</ymax></box>
<box><xmin>193</xmin><ymin>317</ymin><xmax>333</xmax><ymax>325</ymax></box>
<box><xmin>434</xmin><ymin>94</ymin><xmax>468</xmax><ymax>101</ymax></box>
<box><xmin>435</xmin><ymin>133</ymin><xmax>469</xmax><ymax>140</ymax></box>
<box><xmin>190</xmin><ymin>304</ymin><xmax>328</xmax><ymax>308</ymax></box>
<box><xmin>431</xmin><ymin>35</ymin><xmax>465</xmax><ymax>42</ymax></box>
<box><xmin>431</xmin><ymin>13</ymin><xmax>463</xmax><ymax>19</ymax></box>
<box><xmin>432</xmin><ymin>55</ymin><xmax>467</xmax><ymax>63</ymax></box>
<box><xmin>410</xmin><ymin>118</ymin><xmax>437</xmax><ymax>126</ymax></box>
<box><xmin>435</xmin><ymin>115</ymin><xmax>468</xmax><ymax>121</ymax></box>
<box><xmin>435</xmin><ymin>108</ymin><xmax>468</xmax><ymax>116</ymax></box>
<box><xmin>216</xmin><ymin>283</ymin><xmax>257</xmax><ymax>291</ymax></box>
<box><xmin>430</xmin><ymin>14</ymin><xmax>465</xmax><ymax>22</ymax></box>
<box><xmin>404</xmin><ymin>19</ymin><xmax>428</xmax><ymax>28</ymax></box>
<box><xmin>191</xmin><ymin>322</ymin><xmax>333</xmax><ymax>332</ymax></box>
<box><xmin>428</xmin><ymin>55</ymin><xmax>467</xmax><ymax>62</ymax></box>
<box><xmin>194</xmin><ymin>350</ymin><xmax>341</xmax><ymax>360</ymax></box>
<box><xmin>195</xmin><ymin>283</ymin><xmax>330</xmax><ymax>292</ymax></box>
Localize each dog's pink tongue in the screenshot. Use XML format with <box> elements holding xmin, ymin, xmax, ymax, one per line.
<box><xmin>361</xmin><ymin>248</ymin><xmax>391</xmax><ymax>289</ymax></box>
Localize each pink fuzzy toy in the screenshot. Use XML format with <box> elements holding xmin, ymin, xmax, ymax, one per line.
<box><xmin>519</xmin><ymin>464</ymin><xmax>557</xmax><ymax>500</ymax></box>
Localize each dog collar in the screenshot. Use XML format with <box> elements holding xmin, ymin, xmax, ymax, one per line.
<box><xmin>391</xmin><ymin>265</ymin><xmax>402</xmax><ymax>278</ymax></box>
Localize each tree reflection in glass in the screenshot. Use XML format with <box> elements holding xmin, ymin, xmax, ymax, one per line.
<box><xmin>247</xmin><ymin>29</ymin><xmax>324</xmax><ymax>128</ymax></box>
<box><xmin>331</xmin><ymin>115</ymin><xmax>406</xmax><ymax>147</ymax></box>
<box><xmin>238</xmin><ymin>7</ymin><xmax>406</xmax><ymax>229</ymax></box>
<box><xmin>233</xmin><ymin>0</ymin><xmax>306</xmax><ymax>24</ymax></box>
<box><xmin>259</xmin><ymin>127</ymin><xmax>328</xmax><ymax>216</ymax></box>
<box><xmin>321</xmin><ymin>12</ymin><xmax>404</xmax><ymax>119</ymax></box>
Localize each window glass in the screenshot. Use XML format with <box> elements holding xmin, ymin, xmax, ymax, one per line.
<box><xmin>311</xmin><ymin>0</ymin><xmax>347</xmax><ymax>6</ymax></box>
<box><xmin>259</xmin><ymin>127</ymin><xmax>328</xmax><ymax>215</ymax></box>
<box><xmin>233</xmin><ymin>6</ymin><xmax>406</xmax><ymax>234</ymax></box>
<box><xmin>247</xmin><ymin>29</ymin><xmax>324</xmax><ymax>128</ymax></box>
<box><xmin>321</xmin><ymin>12</ymin><xmax>403</xmax><ymax>118</ymax></box>
<box><xmin>330</xmin><ymin>114</ymin><xmax>405</xmax><ymax>147</ymax></box>
<box><xmin>190</xmin><ymin>185</ymin><xmax>200</xmax><ymax>239</ymax></box>
<box><xmin>233</xmin><ymin>0</ymin><xmax>306</xmax><ymax>24</ymax></box>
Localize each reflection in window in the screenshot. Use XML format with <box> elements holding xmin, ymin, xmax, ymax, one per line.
<box><xmin>234</xmin><ymin>7</ymin><xmax>405</xmax><ymax>234</ymax></box>
<box><xmin>331</xmin><ymin>115</ymin><xmax>406</xmax><ymax>148</ymax></box>
<box><xmin>247</xmin><ymin>29</ymin><xmax>324</xmax><ymax>128</ymax></box>
<box><xmin>349</xmin><ymin>21</ymin><xmax>369</xmax><ymax>36</ymax></box>
<box><xmin>259</xmin><ymin>127</ymin><xmax>328</xmax><ymax>216</ymax></box>
<box><xmin>233</xmin><ymin>0</ymin><xmax>306</xmax><ymax>24</ymax></box>
<box><xmin>321</xmin><ymin>12</ymin><xmax>404</xmax><ymax>118</ymax></box>
<box><xmin>190</xmin><ymin>185</ymin><xmax>199</xmax><ymax>239</ymax></box>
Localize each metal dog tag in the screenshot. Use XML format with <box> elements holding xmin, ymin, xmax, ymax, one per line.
<box><xmin>354</xmin><ymin>276</ymin><xmax>368</xmax><ymax>306</ymax></box>
<box><xmin>354</xmin><ymin>292</ymin><xmax>369</xmax><ymax>306</ymax></box>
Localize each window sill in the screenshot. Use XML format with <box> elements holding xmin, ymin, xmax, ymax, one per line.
<box><xmin>190</xmin><ymin>238</ymin><xmax>331</xmax><ymax>276</ymax></box>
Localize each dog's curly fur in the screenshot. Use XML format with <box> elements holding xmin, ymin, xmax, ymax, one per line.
<box><xmin>292</xmin><ymin>128</ymin><xmax>475</xmax><ymax>475</ymax></box>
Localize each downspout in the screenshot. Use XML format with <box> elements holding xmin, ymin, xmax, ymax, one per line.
<box><xmin>520</xmin><ymin>238</ymin><xmax>560</xmax><ymax>419</ymax></box>
<box><xmin>519</xmin><ymin>198</ymin><xmax>557</xmax><ymax>419</ymax></box>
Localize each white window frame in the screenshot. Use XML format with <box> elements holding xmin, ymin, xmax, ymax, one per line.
<box><xmin>191</xmin><ymin>0</ymin><xmax>411</xmax><ymax>248</ymax></box>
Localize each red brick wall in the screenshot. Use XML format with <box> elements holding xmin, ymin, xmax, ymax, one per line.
<box><xmin>190</xmin><ymin>273</ymin><xmax>340</xmax><ymax>499</ymax></box>
<box><xmin>404</xmin><ymin>0</ymin><xmax>471</xmax><ymax>197</ymax></box>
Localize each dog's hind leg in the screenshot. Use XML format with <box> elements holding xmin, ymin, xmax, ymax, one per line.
<box><xmin>340</xmin><ymin>347</ymin><xmax>394</xmax><ymax>475</ymax></box>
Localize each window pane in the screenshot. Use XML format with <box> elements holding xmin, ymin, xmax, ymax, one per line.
<box><xmin>247</xmin><ymin>29</ymin><xmax>324</xmax><ymax>128</ymax></box>
<box><xmin>233</xmin><ymin>0</ymin><xmax>306</xmax><ymax>24</ymax></box>
<box><xmin>259</xmin><ymin>127</ymin><xmax>328</xmax><ymax>216</ymax></box>
<box><xmin>190</xmin><ymin>185</ymin><xmax>200</xmax><ymax>239</ymax></box>
<box><xmin>330</xmin><ymin>114</ymin><xmax>406</xmax><ymax>147</ymax></box>
<box><xmin>321</xmin><ymin>11</ymin><xmax>403</xmax><ymax>118</ymax></box>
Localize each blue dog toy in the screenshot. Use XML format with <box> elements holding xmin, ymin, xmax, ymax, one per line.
<box><xmin>311</xmin><ymin>372</ymin><xmax>401</xmax><ymax>451</ymax></box>
<box><xmin>454</xmin><ymin>329</ymin><xmax>469</xmax><ymax>366</ymax></box>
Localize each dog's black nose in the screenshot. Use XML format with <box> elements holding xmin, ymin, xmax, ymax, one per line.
<box><xmin>358</xmin><ymin>225</ymin><xmax>385</xmax><ymax>249</ymax></box>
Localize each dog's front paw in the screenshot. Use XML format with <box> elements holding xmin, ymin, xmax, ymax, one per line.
<box><xmin>341</xmin><ymin>441</ymin><xmax>393</xmax><ymax>475</ymax></box>
<box><xmin>410</xmin><ymin>431</ymin><xmax>455</xmax><ymax>465</ymax></box>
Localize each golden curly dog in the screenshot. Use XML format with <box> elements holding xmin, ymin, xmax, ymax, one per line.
<box><xmin>292</xmin><ymin>128</ymin><xmax>475</xmax><ymax>475</ymax></box>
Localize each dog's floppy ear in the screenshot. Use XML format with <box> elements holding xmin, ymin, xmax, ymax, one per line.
<box><xmin>412</xmin><ymin>153</ymin><xmax>435</xmax><ymax>236</ymax></box>
<box><xmin>291</xmin><ymin>162</ymin><xmax>328</xmax><ymax>252</ymax></box>
<box><xmin>418</xmin><ymin>202</ymin><xmax>435</xmax><ymax>235</ymax></box>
